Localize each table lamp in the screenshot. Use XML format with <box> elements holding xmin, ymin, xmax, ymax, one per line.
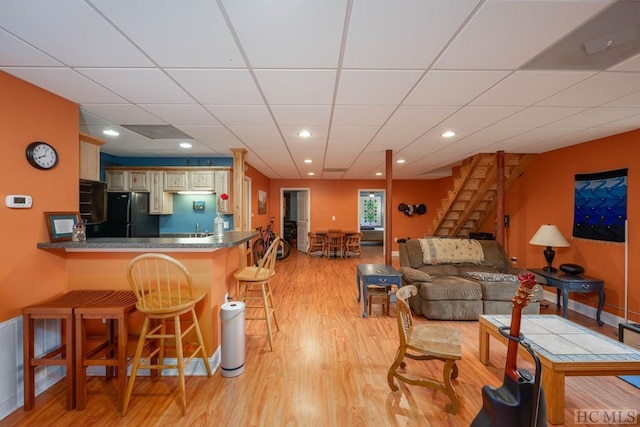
<box><xmin>529</xmin><ymin>224</ymin><xmax>570</xmax><ymax>272</ymax></box>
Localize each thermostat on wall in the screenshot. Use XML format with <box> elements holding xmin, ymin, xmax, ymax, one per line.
<box><xmin>5</xmin><ymin>195</ymin><xmax>32</xmax><ymax>208</ymax></box>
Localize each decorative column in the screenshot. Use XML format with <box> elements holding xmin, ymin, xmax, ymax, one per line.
<box><xmin>232</xmin><ymin>148</ymin><xmax>248</xmax><ymax>267</ymax></box>
<box><xmin>385</xmin><ymin>149</ymin><xmax>393</xmax><ymax>265</ymax></box>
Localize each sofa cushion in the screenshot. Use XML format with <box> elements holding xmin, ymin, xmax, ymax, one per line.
<box><xmin>399</xmin><ymin>266</ymin><xmax>432</xmax><ymax>283</ymax></box>
<box><xmin>404</xmin><ymin>239</ymin><xmax>426</xmax><ymax>269</ymax></box>
<box><xmin>456</xmin><ymin>264</ymin><xmax>503</xmax><ymax>276</ymax></box>
<box><xmin>478</xmin><ymin>240</ymin><xmax>510</xmax><ymax>270</ymax></box>
<box><xmin>478</xmin><ymin>281</ymin><xmax>545</xmax><ymax>302</ymax></box>
<box><xmin>418</xmin><ymin>276</ymin><xmax>482</xmax><ymax>301</ymax></box>
<box><xmin>418</xmin><ymin>264</ymin><xmax>460</xmax><ymax>277</ymax></box>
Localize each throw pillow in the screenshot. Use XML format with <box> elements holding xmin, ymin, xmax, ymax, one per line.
<box><xmin>400</xmin><ymin>266</ymin><xmax>432</xmax><ymax>282</ymax></box>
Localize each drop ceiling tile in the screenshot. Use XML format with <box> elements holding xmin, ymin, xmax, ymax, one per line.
<box><xmin>596</xmin><ymin>114</ymin><xmax>640</xmax><ymax>129</ymax></box>
<box><xmin>609</xmin><ymin>52</ymin><xmax>640</xmax><ymax>72</ymax></box>
<box><xmin>90</xmin><ymin>0</ymin><xmax>244</xmax><ymax>68</ymax></box>
<box><xmin>537</xmin><ymin>72</ymin><xmax>640</xmax><ymax>107</ymax></box>
<box><xmin>471</xmin><ymin>71</ymin><xmax>596</xmax><ymax>106</ymax></box>
<box><xmin>371</xmin><ymin>127</ymin><xmax>430</xmax><ymax>146</ymax></box>
<box><xmin>494</xmin><ymin>106</ymin><xmax>587</xmax><ymax>128</ymax></box>
<box><xmin>140</xmin><ymin>105</ymin><xmax>220</xmax><ymax>126</ymax></box>
<box><xmin>332</xmin><ymin>106</ymin><xmax>396</xmax><ymax>127</ymax></box>
<box><xmin>280</xmin><ymin>126</ymin><xmax>328</xmax><ymax>144</ymax></box>
<box><xmin>270</xmin><ymin>105</ymin><xmax>332</xmax><ymax>127</ymax></box>
<box><xmin>80</xmin><ymin>104</ymin><xmax>166</xmax><ymax>125</ymax></box>
<box><xmin>1</xmin><ymin>67</ymin><xmax>125</xmax><ymax>103</ymax></box>
<box><xmin>386</xmin><ymin>106</ymin><xmax>460</xmax><ymax>127</ymax></box>
<box><xmin>546</xmin><ymin>107</ymin><xmax>640</xmax><ymax>128</ymax></box>
<box><xmin>205</xmin><ymin>105</ymin><xmax>274</xmax><ymax>127</ymax></box>
<box><xmin>0</xmin><ymin>0</ymin><xmax>153</xmax><ymax>66</ymax></box>
<box><xmin>434</xmin><ymin>1</ymin><xmax>610</xmax><ymax>69</ymax></box>
<box><xmin>229</xmin><ymin>126</ymin><xmax>282</xmax><ymax>141</ymax></box>
<box><xmin>404</xmin><ymin>71</ymin><xmax>508</xmax><ymax>106</ymax></box>
<box><xmin>221</xmin><ymin>0</ymin><xmax>347</xmax><ymax>68</ymax></box>
<box><xmin>603</xmin><ymin>90</ymin><xmax>640</xmax><ymax>107</ymax></box>
<box><xmin>336</xmin><ymin>70</ymin><xmax>423</xmax><ymax>105</ymax></box>
<box><xmin>77</xmin><ymin>68</ymin><xmax>194</xmax><ymax>103</ymax></box>
<box><xmin>0</xmin><ymin>29</ymin><xmax>62</xmax><ymax>66</ymax></box>
<box><xmin>254</xmin><ymin>70</ymin><xmax>336</xmax><ymax>104</ymax></box>
<box><xmin>167</xmin><ymin>69</ymin><xmax>263</xmax><ymax>104</ymax></box>
<box><xmin>440</xmin><ymin>106</ymin><xmax>524</xmax><ymax>128</ymax></box>
<box><xmin>343</xmin><ymin>0</ymin><xmax>481</xmax><ymax>69</ymax></box>
<box><xmin>174</xmin><ymin>125</ymin><xmax>242</xmax><ymax>147</ymax></box>
<box><xmin>328</xmin><ymin>127</ymin><xmax>379</xmax><ymax>142</ymax></box>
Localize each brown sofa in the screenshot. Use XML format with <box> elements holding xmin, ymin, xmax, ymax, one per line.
<box><xmin>398</xmin><ymin>238</ymin><xmax>545</xmax><ymax>320</ymax></box>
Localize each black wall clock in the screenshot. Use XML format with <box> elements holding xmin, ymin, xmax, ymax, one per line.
<box><xmin>26</xmin><ymin>141</ymin><xmax>59</xmax><ymax>170</ymax></box>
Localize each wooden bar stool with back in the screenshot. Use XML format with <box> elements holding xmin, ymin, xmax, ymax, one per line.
<box><xmin>122</xmin><ymin>253</ymin><xmax>211</xmax><ymax>416</ymax></box>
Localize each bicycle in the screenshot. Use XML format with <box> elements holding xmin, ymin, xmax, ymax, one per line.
<box><xmin>252</xmin><ymin>216</ymin><xmax>291</xmax><ymax>265</ymax></box>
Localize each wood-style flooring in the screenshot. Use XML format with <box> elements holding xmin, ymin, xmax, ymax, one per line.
<box><xmin>2</xmin><ymin>246</ymin><xmax>638</xmax><ymax>426</ymax></box>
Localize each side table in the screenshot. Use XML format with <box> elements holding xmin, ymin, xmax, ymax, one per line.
<box><xmin>356</xmin><ymin>264</ymin><xmax>402</xmax><ymax>318</ymax></box>
<box><xmin>529</xmin><ymin>268</ymin><xmax>605</xmax><ymax>326</ymax></box>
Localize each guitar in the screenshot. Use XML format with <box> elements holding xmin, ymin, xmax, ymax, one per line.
<box><xmin>471</xmin><ymin>272</ymin><xmax>547</xmax><ymax>427</ymax></box>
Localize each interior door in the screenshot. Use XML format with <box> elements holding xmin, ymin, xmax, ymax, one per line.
<box><xmin>296</xmin><ymin>191</ymin><xmax>308</xmax><ymax>252</ymax></box>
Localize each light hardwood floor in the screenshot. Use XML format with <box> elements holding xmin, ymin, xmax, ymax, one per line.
<box><xmin>3</xmin><ymin>246</ymin><xmax>638</xmax><ymax>426</ymax></box>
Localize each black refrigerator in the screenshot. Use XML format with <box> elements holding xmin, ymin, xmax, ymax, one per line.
<box><xmin>87</xmin><ymin>192</ymin><xmax>159</xmax><ymax>238</ymax></box>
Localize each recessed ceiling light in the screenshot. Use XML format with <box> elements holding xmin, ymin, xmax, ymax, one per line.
<box><xmin>396</xmin><ymin>159</ymin><xmax>406</xmax><ymax>164</ymax></box>
<box><xmin>179</xmin><ymin>142</ymin><xmax>192</xmax><ymax>148</ymax></box>
<box><xmin>375</xmin><ymin>172</ymin><xmax>383</xmax><ymax>176</ymax></box>
<box><xmin>304</xmin><ymin>159</ymin><xmax>312</xmax><ymax>163</ymax></box>
<box><xmin>441</xmin><ymin>131</ymin><xmax>456</xmax><ymax>138</ymax></box>
<box><xmin>308</xmin><ymin>172</ymin><xmax>315</xmax><ymax>176</ymax></box>
<box><xmin>298</xmin><ymin>130</ymin><xmax>312</xmax><ymax>138</ymax></box>
<box><xmin>103</xmin><ymin>129</ymin><xmax>119</xmax><ymax>137</ymax></box>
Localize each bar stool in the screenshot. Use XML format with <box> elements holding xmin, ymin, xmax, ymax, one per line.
<box><xmin>74</xmin><ymin>290</ymin><xmax>139</xmax><ymax>411</ymax></box>
<box><xmin>22</xmin><ymin>290</ymin><xmax>113</xmax><ymax>411</ymax></box>
<box><xmin>234</xmin><ymin>237</ymin><xmax>280</xmax><ymax>351</ymax></box>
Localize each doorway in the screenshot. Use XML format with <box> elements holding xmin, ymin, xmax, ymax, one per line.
<box><xmin>281</xmin><ymin>188</ymin><xmax>310</xmax><ymax>253</ymax></box>
<box><xmin>358</xmin><ymin>189</ymin><xmax>385</xmax><ymax>252</ymax></box>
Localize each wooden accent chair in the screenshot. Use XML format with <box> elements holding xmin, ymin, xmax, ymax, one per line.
<box><xmin>387</xmin><ymin>285</ymin><xmax>462</xmax><ymax>414</ymax></box>
<box><xmin>307</xmin><ymin>232</ymin><xmax>326</xmax><ymax>257</ymax></box>
<box><xmin>344</xmin><ymin>232</ymin><xmax>362</xmax><ymax>257</ymax></box>
<box><xmin>326</xmin><ymin>232</ymin><xmax>344</xmax><ymax>258</ymax></box>
<box><xmin>233</xmin><ymin>237</ymin><xmax>281</xmax><ymax>350</ymax></box>
<box><xmin>123</xmin><ymin>254</ymin><xmax>211</xmax><ymax>416</ymax></box>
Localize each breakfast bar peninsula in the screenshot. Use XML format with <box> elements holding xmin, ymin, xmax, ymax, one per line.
<box><xmin>37</xmin><ymin>231</ymin><xmax>257</xmax><ymax>362</ymax></box>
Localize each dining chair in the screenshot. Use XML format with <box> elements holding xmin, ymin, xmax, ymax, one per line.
<box><xmin>233</xmin><ymin>237</ymin><xmax>281</xmax><ymax>350</ymax></box>
<box><xmin>307</xmin><ymin>232</ymin><xmax>326</xmax><ymax>257</ymax></box>
<box><xmin>344</xmin><ymin>232</ymin><xmax>362</xmax><ymax>257</ymax></box>
<box><xmin>388</xmin><ymin>285</ymin><xmax>462</xmax><ymax>414</ymax></box>
<box><xmin>326</xmin><ymin>232</ymin><xmax>344</xmax><ymax>258</ymax></box>
<box><xmin>123</xmin><ymin>254</ymin><xmax>211</xmax><ymax>416</ymax></box>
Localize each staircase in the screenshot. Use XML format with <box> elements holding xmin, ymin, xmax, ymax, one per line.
<box><xmin>429</xmin><ymin>153</ymin><xmax>535</xmax><ymax>238</ymax></box>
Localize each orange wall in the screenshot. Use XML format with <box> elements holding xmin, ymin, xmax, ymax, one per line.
<box><xmin>506</xmin><ymin>129</ymin><xmax>640</xmax><ymax>323</ymax></box>
<box><xmin>0</xmin><ymin>71</ymin><xmax>79</xmax><ymax>322</ymax></box>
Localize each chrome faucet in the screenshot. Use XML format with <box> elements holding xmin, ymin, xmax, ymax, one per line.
<box><xmin>195</xmin><ymin>222</ymin><xmax>200</xmax><ymax>236</ymax></box>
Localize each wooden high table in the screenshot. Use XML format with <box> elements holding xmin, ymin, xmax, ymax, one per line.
<box><xmin>479</xmin><ymin>314</ymin><xmax>640</xmax><ymax>424</ymax></box>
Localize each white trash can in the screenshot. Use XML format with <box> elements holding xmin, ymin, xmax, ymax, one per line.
<box><xmin>220</xmin><ymin>301</ymin><xmax>246</xmax><ymax>377</ymax></box>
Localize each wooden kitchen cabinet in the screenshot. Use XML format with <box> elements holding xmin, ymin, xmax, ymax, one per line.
<box><xmin>189</xmin><ymin>170</ymin><xmax>215</xmax><ymax>191</ymax></box>
<box><xmin>79</xmin><ymin>133</ymin><xmax>105</xmax><ymax>181</ymax></box>
<box><xmin>149</xmin><ymin>171</ymin><xmax>173</xmax><ymax>214</ymax></box>
<box><xmin>163</xmin><ymin>170</ymin><xmax>189</xmax><ymax>191</ymax></box>
<box><xmin>129</xmin><ymin>170</ymin><xmax>150</xmax><ymax>191</ymax></box>
<box><xmin>106</xmin><ymin>170</ymin><xmax>129</xmax><ymax>191</ymax></box>
<box><xmin>215</xmin><ymin>169</ymin><xmax>232</xmax><ymax>213</ymax></box>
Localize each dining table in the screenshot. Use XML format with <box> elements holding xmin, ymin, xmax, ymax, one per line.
<box><xmin>314</xmin><ymin>230</ymin><xmax>358</xmax><ymax>258</ymax></box>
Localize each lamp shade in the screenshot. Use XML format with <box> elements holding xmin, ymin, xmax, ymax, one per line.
<box><xmin>529</xmin><ymin>224</ymin><xmax>570</xmax><ymax>247</ymax></box>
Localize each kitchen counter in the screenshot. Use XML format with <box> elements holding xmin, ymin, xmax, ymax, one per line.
<box><xmin>37</xmin><ymin>230</ymin><xmax>259</xmax><ymax>367</ymax></box>
<box><xmin>37</xmin><ymin>231</ymin><xmax>257</xmax><ymax>252</ymax></box>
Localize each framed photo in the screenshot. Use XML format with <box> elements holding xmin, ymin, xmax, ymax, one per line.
<box><xmin>193</xmin><ymin>200</ymin><xmax>205</xmax><ymax>211</ymax></box>
<box><xmin>45</xmin><ymin>211</ymin><xmax>80</xmax><ymax>242</ymax></box>
<box><xmin>258</xmin><ymin>190</ymin><xmax>267</xmax><ymax>214</ymax></box>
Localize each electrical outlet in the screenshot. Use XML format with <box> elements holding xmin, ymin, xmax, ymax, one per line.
<box><xmin>331</xmin><ymin>215</ymin><xmax>336</xmax><ymax>221</ymax></box>
<box><xmin>224</xmin><ymin>293</ymin><xmax>230</xmax><ymax>303</ymax></box>
<box><xmin>510</xmin><ymin>256</ymin><xmax>517</xmax><ymax>264</ymax></box>
<box><xmin>223</xmin><ymin>221</ymin><xmax>229</xmax><ymax>228</ymax></box>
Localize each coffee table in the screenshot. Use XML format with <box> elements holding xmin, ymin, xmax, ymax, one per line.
<box><xmin>479</xmin><ymin>314</ymin><xmax>640</xmax><ymax>425</ymax></box>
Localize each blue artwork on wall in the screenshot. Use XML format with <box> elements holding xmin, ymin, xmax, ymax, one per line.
<box><xmin>573</xmin><ymin>168</ymin><xmax>627</xmax><ymax>243</ymax></box>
